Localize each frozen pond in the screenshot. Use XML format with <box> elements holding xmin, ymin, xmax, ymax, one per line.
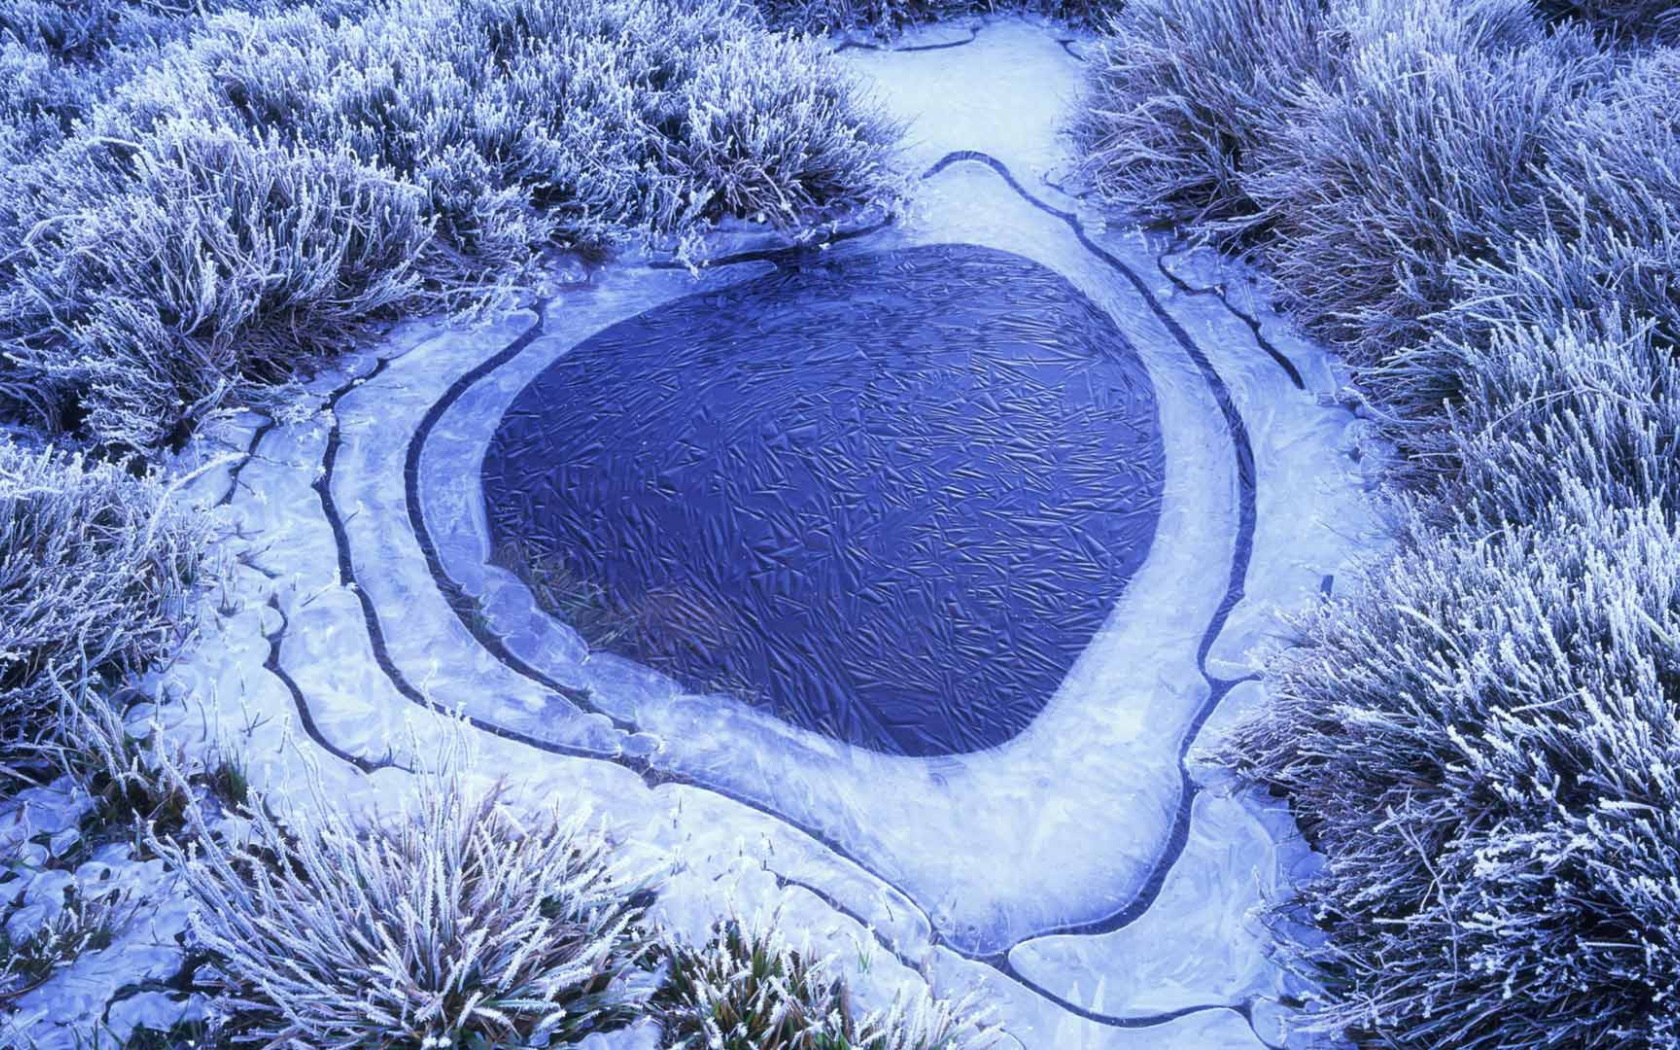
<box><xmin>143</xmin><ymin>18</ymin><xmax>1384</xmax><ymax>1050</ymax></box>
<box><xmin>482</xmin><ymin>244</ymin><xmax>1164</xmax><ymax>756</ymax></box>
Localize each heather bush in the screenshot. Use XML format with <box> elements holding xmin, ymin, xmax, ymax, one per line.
<box><xmin>0</xmin><ymin>0</ymin><xmax>194</xmax><ymax>63</ymax></box>
<box><xmin>1070</xmin><ymin>0</ymin><xmax>1337</xmax><ymax>236</ymax></box>
<box><xmin>0</xmin><ymin>42</ymin><xmax>114</xmax><ymax>162</ymax></box>
<box><xmin>0</xmin><ymin>442</ymin><xmax>202</xmax><ymax>764</ymax></box>
<box><xmin>1369</xmin><ymin>45</ymin><xmax>1680</xmax><ymax>493</ymax></box>
<box><xmin>0</xmin><ymin>0</ymin><xmax>897</xmax><ymax>449</ymax></box>
<box><xmin>1244</xmin><ymin>0</ymin><xmax>1605</xmax><ymax>364</ymax></box>
<box><xmin>756</xmin><ymin>0</ymin><xmax>1112</xmax><ymax>34</ymax></box>
<box><xmin>1</xmin><ymin>122</ymin><xmax>433</xmax><ymax>448</ymax></box>
<box><xmin>0</xmin><ymin>1</ymin><xmax>367</xmax><ymax>162</ymax></box>
<box><xmin>1075</xmin><ymin>0</ymin><xmax>1612</xmax><ymax>364</ymax></box>
<box><xmin>164</xmin><ymin>768</ymin><xmax>652</xmax><ymax>1048</ymax></box>
<box><xmin>1229</xmin><ymin>485</ymin><xmax>1680</xmax><ymax>1048</ymax></box>
<box><xmin>0</xmin><ymin>0</ymin><xmax>368</xmax><ymax>61</ymax></box>
<box><xmin>651</xmin><ymin>916</ymin><xmax>996</xmax><ymax>1049</ymax></box>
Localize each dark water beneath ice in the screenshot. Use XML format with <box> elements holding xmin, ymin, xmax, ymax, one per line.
<box><xmin>482</xmin><ymin>244</ymin><xmax>1164</xmax><ymax>756</ymax></box>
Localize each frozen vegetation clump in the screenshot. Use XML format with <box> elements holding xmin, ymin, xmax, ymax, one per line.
<box><xmin>1075</xmin><ymin>0</ymin><xmax>1608</xmax><ymax>364</ymax></box>
<box><xmin>0</xmin><ymin>0</ymin><xmax>898</xmax><ymax>450</ymax></box>
<box><xmin>651</xmin><ymin>915</ymin><xmax>997</xmax><ymax>1049</ymax></box>
<box><xmin>0</xmin><ymin>1</ymin><xmax>369</xmax><ymax>162</ymax></box>
<box><xmin>1070</xmin><ymin>0</ymin><xmax>1337</xmax><ymax>236</ymax></box>
<box><xmin>757</xmin><ymin>0</ymin><xmax>1113</xmax><ymax>35</ymax></box>
<box><xmin>1080</xmin><ymin>1</ymin><xmax>1680</xmax><ymax>1046</ymax></box>
<box><xmin>1240</xmin><ymin>0</ymin><xmax>1606</xmax><ymax>364</ymax></box>
<box><xmin>1234</xmin><ymin>484</ymin><xmax>1680</xmax><ymax>1048</ymax></box>
<box><xmin>161</xmin><ymin>768</ymin><xmax>654</xmax><ymax>1048</ymax></box>
<box><xmin>1532</xmin><ymin>0</ymin><xmax>1680</xmax><ymax>42</ymax></box>
<box><xmin>0</xmin><ymin>442</ymin><xmax>201</xmax><ymax>772</ymax></box>
<box><xmin>0</xmin><ymin>884</ymin><xmax>128</xmax><ymax>1000</ymax></box>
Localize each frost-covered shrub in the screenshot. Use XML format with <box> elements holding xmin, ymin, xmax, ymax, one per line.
<box><xmin>135</xmin><ymin>0</ymin><xmax>897</xmax><ymax>244</ymax></box>
<box><xmin>1074</xmin><ymin>0</ymin><xmax>1610</xmax><ymax>365</ymax></box>
<box><xmin>662</xmin><ymin>34</ymin><xmax>900</xmax><ymax>227</ymax></box>
<box><xmin>1070</xmin><ymin>0</ymin><xmax>1338</xmax><ymax>237</ymax></box>
<box><xmin>0</xmin><ymin>0</ymin><xmax>366</xmax><ymax>61</ymax></box>
<box><xmin>1369</xmin><ymin>45</ymin><xmax>1680</xmax><ymax>492</ymax></box>
<box><xmin>0</xmin><ymin>0</ymin><xmax>191</xmax><ymax>63</ymax></box>
<box><xmin>652</xmin><ymin>916</ymin><xmax>996</xmax><ymax>1049</ymax></box>
<box><xmin>1</xmin><ymin>121</ymin><xmax>432</xmax><ymax>448</ymax></box>
<box><xmin>165</xmin><ymin>770</ymin><xmax>651</xmax><ymax>1048</ymax></box>
<box><xmin>1228</xmin><ymin>485</ymin><xmax>1680</xmax><ymax>1048</ymax></box>
<box><xmin>0</xmin><ymin>442</ymin><xmax>201</xmax><ymax>759</ymax></box>
<box><xmin>0</xmin><ymin>42</ymin><xmax>116</xmax><ymax>162</ymax></box>
<box><xmin>0</xmin><ymin>0</ymin><xmax>897</xmax><ymax>449</ymax></box>
<box><xmin>1539</xmin><ymin>46</ymin><xmax>1680</xmax><ymax>303</ymax></box>
<box><xmin>0</xmin><ymin>0</ymin><xmax>360</xmax><ymax>159</ymax></box>
<box><xmin>1</xmin><ymin>5</ymin><xmax>183</xmax><ymax>165</ymax></box>
<box><xmin>756</xmin><ymin>0</ymin><xmax>1113</xmax><ymax>34</ymax></box>
<box><xmin>1432</xmin><ymin>307</ymin><xmax>1679</xmax><ymax>534</ymax></box>
<box><xmin>1242</xmin><ymin>0</ymin><xmax>1605</xmax><ymax>364</ymax></box>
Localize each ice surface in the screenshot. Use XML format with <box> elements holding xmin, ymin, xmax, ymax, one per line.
<box><xmin>1</xmin><ymin>775</ymin><xmax>198</xmax><ymax>1050</ymax></box>
<box><xmin>481</xmin><ymin>243</ymin><xmax>1166</xmax><ymax>757</ymax></box>
<box><xmin>19</xmin><ymin>17</ymin><xmax>1385</xmax><ymax>1049</ymax></box>
<box><xmin>1009</xmin><ymin>791</ymin><xmax>1296</xmax><ymax>1017</ymax></box>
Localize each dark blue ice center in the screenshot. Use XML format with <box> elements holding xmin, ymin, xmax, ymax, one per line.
<box><xmin>482</xmin><ymin>244</ymin><xmax>1165</xmax><ymax>757</ymax></box>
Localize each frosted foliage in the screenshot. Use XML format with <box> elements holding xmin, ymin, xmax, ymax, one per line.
<box><xmin>652</xmin><ymin>915</ymin><xmax>999</xmax><ymax>1049</ymax></box>
<box><xmin>160</xmin><ymin>770</ymin><xmax>651</xmax><ymax>1048</ymax></box>
<box><xmin>1244</xmin><ymin>3</ymin><xmax>1604</xmax><ymax>365</ymax></box>
<box><xmin>1534</xmin><ymin>0</ymin><xmax>1680</xmax><ymax>42</ymax></box>
<box><xmin>3</xmin><ymin>122</ymin><xmax>433</xmax><ymax>450</ymax></box>
<box><xmin>1069</xmin><ymin>0</ymin><xmax>1335</xmax><ymax>237</ymax></box>
<box><xmin>0</xmin><ymin>442</ymin><xmax>201</xmax><ymax>753</ymax></box>
<box><xmin>1075</xmin><ymin>0</ymin><xmax>1608</xmax><ymax>366</ymax></box>
<box><xmin>1232</xmin><ymin>487</ymin><xmax>1680</xmax><ymax>1048</ymax></box>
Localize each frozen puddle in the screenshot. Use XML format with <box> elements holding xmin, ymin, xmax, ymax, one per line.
<box><xmin>482</xmin><ymin>243</ymin><xmax>1165</xmax><ymax>757</ymax></box>
<box><xmin>165</xmin><ymin>18</ymin><xmax>1380</xmax><ymax>1050</ymax></box>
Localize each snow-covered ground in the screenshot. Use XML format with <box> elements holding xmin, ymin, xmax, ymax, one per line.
<box><xmin>2</xmin><ymin>18</ymin><xmax>1382</xmax><ymax>1049</ymax></box>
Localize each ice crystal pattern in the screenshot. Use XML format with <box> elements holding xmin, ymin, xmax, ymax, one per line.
<box><xmin>482</xmin><ymin>245</ymin><xmax>1165</xmax><ymax>757</ymax></box>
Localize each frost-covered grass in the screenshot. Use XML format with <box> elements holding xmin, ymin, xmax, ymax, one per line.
<box><xmin>0</xmin><ymin>443</ymin><xmax>202</xmax><ymax>775</ymax></box>
<box><xmin>1079</xmin><ymin>1</ymin><xmax>1680</xmax><ymax>1046</ymax></box>
<box><xmin>1534</xmin><ymin>0</ymin><xmax>1680</xmax><ymax>42</ymax></box>
<box><xmin>1242</xmin><ymin>2</ymin><xmax>1606</xmax><ymax>365</ymax></box>
<box><xmin>1074</xmin><ymin>0</ymin><xmax>1608</xmax><ymax>365</ymax></box>
<box><xmin>652</xmin><ymin>916</ymin><xmax>997</xmax><ymax>1049</ymax></box>
<box><xmin>152</xmin><ymin>757</ymin><xmax>1001</xmax><ymax>1048</ymax></box>
<box><xmin>758</xmin><ymin>0</ymin><xmax>1111</xmax><ymax>34</ymax></box>
<box><xmin>1234</xmin><ymin>486</ymin><xmax>1680</xmax><ymax>1049</ymax></box>
<box><xmin>162</xmin><ymin>768</ymin><xmax>653</xmax><ymax>1048</ymax></box>
<box><xmin>1069</xmin><ymin>0</ymin><xmax>1336</xmax><ymax>237</ymax></box>
<box><xmin>0</xmin><ymin>2</ymin><xmax>369</xmax><ymax>163</ymax></box>
<box><xmin>0</xmin><ymin>0</ymin><xmax>898</xmax><ymax>450</ymax></box>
